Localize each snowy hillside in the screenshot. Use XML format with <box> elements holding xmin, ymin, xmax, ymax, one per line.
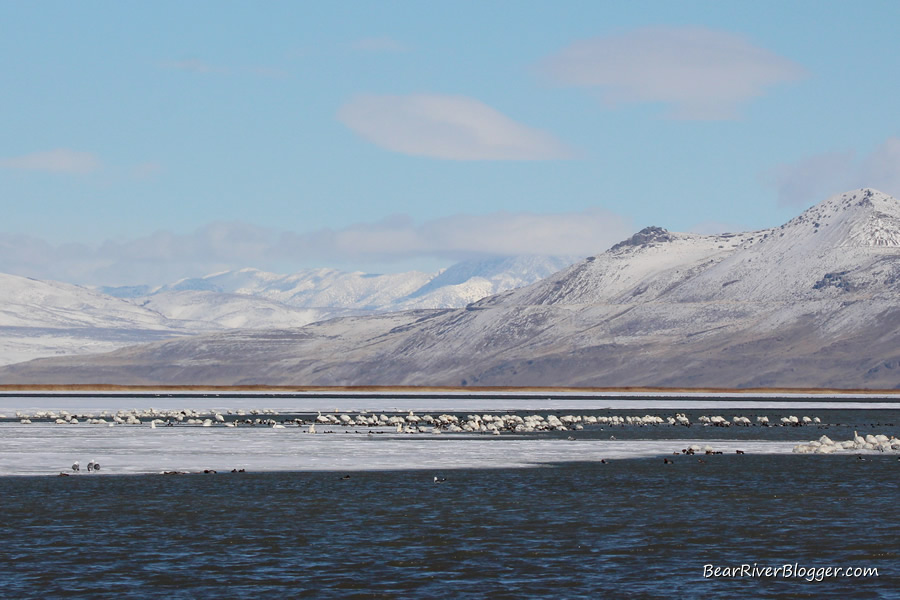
<box><xmin>5</xmin><ymin>188</ymin><xmax>900</xmax><ymax>389</ymax></box>
<box><xmin>116</xmin><ymin>255</ymin><xmax>577</xmax><ymax>312</ymax></box>
<box><xmin>394</xmin><ymin>255</ymin><xmax>575</xmax><ymax>309</ymax></box>
<box><xmin>98</xmin><ymin>255</ymin><xmax>576</xmax><ymax>325</ymax></box>
<box><xmin>478</xmin><ymin>227</ymin><xmax>751</xmax><ymax>307</ymax></box>
<box><xmin>155</xmin><ymin>268</ymin><xmax>434</xmax><ymax>309</ymax></box>
<box><xmin>0</xmin><ymin>273</ymin><xmax>203</xmax><ymax>365</ymax></box>
<box><xmin>0</xmin><ymin>273</ymin><xmax>173</xmax><ymax>330</ymax></box>
<box><xmin>481</xmin><ymin>189</ymin><xmax>900</xmax><ymax>309</ymax></box>
<box><xmin>132</xmin><ymin>291</ymin><xmax>348</xmax><ymax>330</ymax></box>
<box><xmin>2</xmin><ymin>255</ymin><xmax>577</xmax><ymax>365</ymax></box>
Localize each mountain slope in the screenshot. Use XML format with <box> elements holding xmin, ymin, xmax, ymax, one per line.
<box><xmin>4</xmin><ymin>189</ymin><xmax>899</xmax><ymax>388</ymax></box>
<box><xmin>0</xmin><ymin>273</ymin><xmax>202</xmax><ymax>365</ymax></box>
<box><xmin>156</xmin><ymin>267</ymin><xmax>434</xmax><ymax>309</ymax></box>
<box><xmin>2</xmin><ymin>255</ymin><xmax>577</xmax><ymax>365</ymax></box>
<box><xmin>132</xmin><ymin>291</ymin><xmax>350</xmax><ymax>329</ymax></box>
<box><xmin>109</xmin><ymin>255</ymin><xmax>577</xmax><ymax>312</ymax></box>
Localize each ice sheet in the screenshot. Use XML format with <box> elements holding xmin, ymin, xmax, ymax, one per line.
<box><xmin>0</xmin><ymin>422</ymin><xmax>798</xmax><ymax>477</ymax></box>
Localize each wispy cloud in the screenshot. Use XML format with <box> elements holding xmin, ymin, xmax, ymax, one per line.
<box><xmin>540</xmin><ymin>26</ymin><xmax>807</xmax><ymax>120</ymax></box>
<box><xmin>0</xmin><ymin>223</ymin><xmax>278</xmax><ymax>287</ymax></box>
<box><xmin>278</xmin><ymin>209</ymin><xmax>632</xmax><ymax>261</ymax></box>
<box><xmin>337</xmin><ymin>93</ymin><xmax>575</xmax><ymax>160</ymax></box>
<box><xmin>767</xmin><ymin>137</ymin><xmax>900</xmax><ymax>206</ymax></box>
<box><xmin>352</xmin><ymin>36</ymin><xmax>408</xmax><ymax>53</ymax></box>
<box><xmin>0</xmin><ymin>210</ymin><xmax>633</xmax><ymax>286</ymax></box>
<box><xmin>0</xmin><ymin>149</ymin><xmax>102</xmax><ymax>174</ymax></box>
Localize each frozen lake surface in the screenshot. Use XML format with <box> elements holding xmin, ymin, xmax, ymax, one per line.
<box><xmin>0</xmin><ymin>422</ymin><xmax>800</xmax><ymax>476</ymax></box>
<box><xmin>1</xmin><ymin>395</ymin><xmax>898</xmax><ymax>477</ymax></box>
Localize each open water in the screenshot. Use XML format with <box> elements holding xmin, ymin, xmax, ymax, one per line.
<box><xmin>0</xmin><ymin>398</ymin><xmax>898</xmax><ymax>598</ymax></box>
<box><xmin>1</xmin><ymin>457</ymin><xmax>898</xmax><ymax>599</ymax></box>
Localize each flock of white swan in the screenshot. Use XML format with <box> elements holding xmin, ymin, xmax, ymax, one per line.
<box><xmin>5</xmin><ymin>408</ymin><xmax>898</xmax><ymax>462</ymax></box>
<box><xmin>3</xmin><ymin>405</ymin><xmax>897</xmax><ymax>477</ymax></box>
<box><xmin>792</xmin><ymin>431</ymin><xmax>900</xmax><ymax>454</ymax></box>
<box><xmin>3</xmin><ymin>408</ymin><xmax>832</xmax><ymax>434</ymax></box>
<box><xmin>4</xmin><ymin>407</ymin><xmax>897</xmax><ymax>447</ymax></box>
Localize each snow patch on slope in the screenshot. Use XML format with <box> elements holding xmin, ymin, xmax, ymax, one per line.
<box><xmin>481</xmin><ymin>228</ymin><xmax>753</xmax><ymax>307</ymax></box>
<box><xmin>134</xmin><ymin>291</ymin><xmax>346</xmax><ymax>329</ymax></box>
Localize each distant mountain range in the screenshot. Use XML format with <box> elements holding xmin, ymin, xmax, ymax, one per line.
<box><xmin>103</xmin><ymin>254</ymin><xmax>575</xmax><ymax>311</ymax></box>
<box><xmin>5</xmin><ymin>188</ymin><xmax>898</xmax><ymax>389</ymax></box>
<box><xmin>0</xmin><ymin>255</ymin><xmax>575</xmax><ymax>365</ymax></box>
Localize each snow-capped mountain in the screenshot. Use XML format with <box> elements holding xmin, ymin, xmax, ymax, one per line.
<box><xmin>131</xmin><ymin>291</ymin><xmax>347</xmax><ymax>330</ymax></box>
<box><xmin>152</xmin><ymin>268</ymin><xmax>434</xmax><ymax>308</ymax></box>
<box><xmin>97</xmin><ymin>256</ymin><xmax>576</xmax><ymax>329</ymax></box>
<box><xmin>103</xmin><ymin>255</ymin><xmax>576</xmax><ymax>312</ymax></box>
<box><xmin>0</xmin><ymin>273</ymin><xmax>204</xmax><ymax>365</ymax></box>
<box><xmin>5</xmin><ymin>189</ymin><xmax>899</xmax><ymax>388</ymax></box>
<box><xmin>0</xmin><ymin>255</ymin><xmax>577</xmax><ymax>365</ymax></box>
<box><xmin>395</xmin><ymin>255</ymin><xmax>576</xmax><ymax>309</ymax></box>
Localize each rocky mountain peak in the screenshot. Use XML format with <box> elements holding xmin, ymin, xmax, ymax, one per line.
<box><xmin>780</xmin><ymin>188</ymin><xmax>900</xmax><ymax>247</ymax></box>
<box><xmin>609</xmin><ymin>226</ymin><xmax>674</xmax><ymax>252</ymax></box>
<box><xmin>4</xmin><ymin>190</ymin><xmax>900</xmax><ymax>388</ymax></box>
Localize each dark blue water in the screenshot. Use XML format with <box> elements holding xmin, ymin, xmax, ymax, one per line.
<box><xmin>1</xmin><ymin>454</ymin><xmax>897</xmax><ymax>599</ymax></box>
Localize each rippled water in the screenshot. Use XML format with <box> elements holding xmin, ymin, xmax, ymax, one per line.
<box><xmin>1</xmin><ymin>455</ymin><xmax>898</xmax><ymax>599</ymax></box>
<box><xmin>1</xmin><ymin>398</ymin><xmax>898</xmax><ymax>598</ymax></box>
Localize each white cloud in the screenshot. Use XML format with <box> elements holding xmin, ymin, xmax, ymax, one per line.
<box><xmin>0</xmin><ymin>149</ymin><xmax>102</xmax><ymax>174</ymax></box>
<box><xmin>540</xmin><ymin>26</ymin><xmax>806</xmax><ymax>120</ymax></box>
<box><xmin>337</xmin><ymin>93</ymin><xmax>575</xmax><ymax>160</ymax></box>
<box><xmin>422</xmin><ymin>210</ymin><xmax>632</xmax><ymax>257</ymax></box>
<box><xmin>0</xmin><ymin>210</ymin><xmax>633</xmax><ymax>286</ymax></box>
<box><xmin>352</xmin><ymin>37</ymin><xmax>408</xmax><ymax>53</ymax></box>
<box><xmin>767</xmin><ymin>138</ymin><xmax>900</xmax><ymax>206</ymax></box>
<box><xmin>0</xmin><ymin>223</ymin><xmax>279</xmax><ymax>287</ymax></box>
<box><xmin>275</xmin><ymin>209</ymin><xmax>633</xmax><ymax>262</ymax></box>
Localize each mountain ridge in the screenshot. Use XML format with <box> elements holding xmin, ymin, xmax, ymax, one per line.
<box><xmin>0</xmin><ymin>255</ymin><xmax>576</xmax><ymax>365</ymax></box>
<box><xmin>3</xmin><ymin>188</ymin><xmax>899</xmax><ymax>388</ymax></box>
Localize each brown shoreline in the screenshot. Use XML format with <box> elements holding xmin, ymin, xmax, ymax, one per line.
<box><xmin>1</xmin><ymin>384</ymin><xmax>898</xmax><ymax>395</ymax></box>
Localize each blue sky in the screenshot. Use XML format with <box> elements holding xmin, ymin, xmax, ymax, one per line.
<box><xmin>2</xmin><ymin>1</ymin><xmax>899</xmax><ymax>285</ymax></box>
